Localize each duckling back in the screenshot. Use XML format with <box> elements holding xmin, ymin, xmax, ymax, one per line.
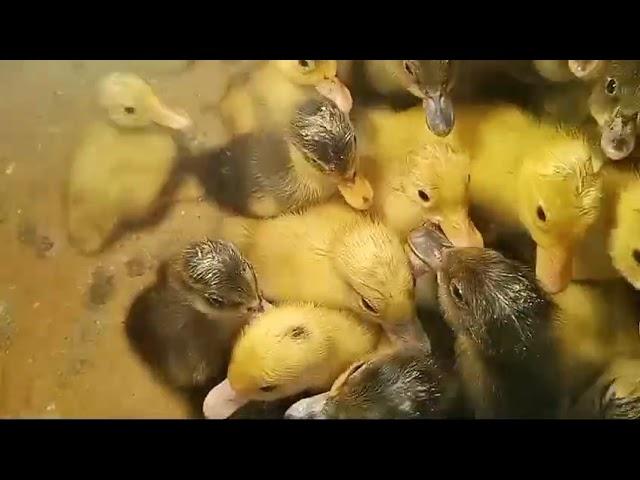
<box><xmin>67</xmin><ymin>122</ymin><xmax>178</xmax><ymax>253</ymax></box>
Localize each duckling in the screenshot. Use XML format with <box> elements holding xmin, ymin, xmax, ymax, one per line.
<box><xmin>408</xmin><ymin>223</ymin><xmax>640</xmax><ymax>418</ymax></box>
<box><xmin>219</xmin><ymin>201</ymin><xmax>422</xmax><ymax>344</ymax></box>
<box><xmin>571</xmin><ymin>357</ymin><xmax>640</xmax><ymax>419</ymax></box>
<box><xmin>218</xmin><ymin>60</ymin><xmax>352</xmax><ymax>137</ymax></box>
<box><xmin>573</xmin><ymin>161</ymin><xmax>640</xmax><ymax>285</ymax></box>
<box><xmin>588</xmin><ymin>60</ymin><xmax>640</xmax><ymax>160</ymax></box>
<box><xmin>201</xmin><ymin>302</ymin><xmax>382</xmax><ymax>419</ymax></box>
<box><xmin>66</xmin><ymin>72</ymin><xmax>192</xmax><ymax>255</ymax></box>
<box><xmin>189</xmin><ymin>95</ymin><xmax>373</xmax><ymax>217</ymax></box>
<box><xmin>450</xmin><ymin>103</ymin><xmax>602</xmax><ymax>294</ymax></box>
<box><xmin>341</xmin><ymin>60</ymin><xmax>456</xmax><ymax>137</ymax></box>
<box><xmin>356</xmin><ymin>106</ymin><xmax>482</xmax><ymax>247</ymax></box>
<box><xmin>284</xmin><ymin>344</ymin><xmax>466</xmax><ymax>419</ymax></box>
<box><xmin>125</xmin><ymin>239</ymin><xmax>267</xmax><ymax>416</ymax></box>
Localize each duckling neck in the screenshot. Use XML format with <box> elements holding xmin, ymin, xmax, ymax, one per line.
<box><xmin>286</xmin><ymin>141</ymin><xmax>337</xmax><ymax>202</ymax></box>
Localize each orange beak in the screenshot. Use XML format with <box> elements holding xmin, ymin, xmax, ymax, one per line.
<box><xmin>337</xmin><ymin>173</ymin><xmax>374</xmax><ymax>210</ymax></box>
<box><xmin>536</xmin><ymin>243</ymin><xmax>573</xmax><ymax>294</ymax></box>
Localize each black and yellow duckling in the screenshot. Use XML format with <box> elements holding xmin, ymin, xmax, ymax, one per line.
<box><xmin>189</xmin><ymin>95</ymin><xmax>373</xmax><ymax>217</ymax></box>
<box><xmin>219</xmin><ymin>60</ymin><xmax>352</xmax><ymax>137</ymax></box>
<box><xmin>125</xmin><ymin>239</ymin><xmax>267</xmax><ymax>416</ymax></box>
<box><xmin>284</xmin><ymin>344</ymin><xmax>466</xmax><ymax>419</ymax></box>
<box><xmin>67</xmin><ymin>72</ymin><xmax>192</xmax><ymax>255</ymax></box>
<box><xmin>587</xmin><ymin>60</ymin><xmax>640</xmax><ymax>160</ymax></box>
<box><xmin>341</xmin><ymin>60</ymin><xmax>456</xmax><ymax>137</ymax></box>
<box><xmin>202</xmin><ymin>302</ymin><xmax>383</xmax><ymax>419</ymax></box>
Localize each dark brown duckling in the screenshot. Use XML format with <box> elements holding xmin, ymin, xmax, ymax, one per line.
<box><xmin>284</xmin><ymin>344</ymin><xmax>467</xmax><ymax>419</ymax></box>
<box><xmin>408</xmin><ymin>223</ymin><xmax>562</xmax><ymax>418</ymax></box>
<box><xmin>125</xmin><ymin>239</ymin><xmax>267</xmax><ymax>416</ymax></box>
<box><xmin>188</xmin><ymin>95</ymin><xmax>372</xmax><ymax>217</ymax></box>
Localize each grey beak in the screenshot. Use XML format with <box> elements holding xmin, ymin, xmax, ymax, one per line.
<box><xmin>423</xmin><ymin>93</ymin><xmax>455</xmax><ymax>137</ymax></box>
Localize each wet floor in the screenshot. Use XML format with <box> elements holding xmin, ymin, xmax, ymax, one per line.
<box><xmin>0</xmin><ymin>60</ymin><xmax>248</xmax><ymax>418</ymax></box>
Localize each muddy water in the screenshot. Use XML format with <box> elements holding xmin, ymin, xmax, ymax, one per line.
<box><xmin>0</xmin><ymin>60</ymin><xmax>250</xmax><ymax>418</ymax></box>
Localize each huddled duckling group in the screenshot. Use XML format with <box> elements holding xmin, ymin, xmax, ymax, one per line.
<box><xmin>65</xmin><ymin>60</ymin><xmax>640</xmax><ymax>419</ymax></box>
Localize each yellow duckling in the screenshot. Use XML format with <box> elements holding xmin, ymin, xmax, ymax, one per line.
<box><xmin>67</xmin><ymin>72</ymin><xmax>192</xmax><ymax>254</ymax></box>
<box><xmin>356</xmin><ymin>106</ymin><xmax>483</xmax><ymax>247</ymax></box>
<box><xmin>219</xmin><ymin>201</ymin><xmax>421</xmax><ymax>344</ymax></box>
<box><xmin>450</xmin><ymin>103</ymin><xmax>602</xmax><ymax>294</ymax></box>
<box><xmin>219</xmin><ymin>60</ymin><xmax>352</xmax><ymax>137</ymax></box>
<box><xmin>201</xmin><ymin>302</ymin><xmax>382</xmax><ymax>419</ymax></box>
<box><xmin>573</xmin><ymin>161</ymin><xmax>640</xmax><ymax>285</ymax></box>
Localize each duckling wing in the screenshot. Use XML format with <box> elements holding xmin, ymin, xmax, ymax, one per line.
<box><xmin>191</xmin><ymin>133</ymin><xmax>293</xmax><ymax>217</ymax></box>
<box><xmin>125</xmin><ymin>284</ymin><xmax>231</xmax><ymax>389</ymax></box>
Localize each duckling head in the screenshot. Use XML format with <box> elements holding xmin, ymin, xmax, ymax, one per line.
<box><xmin>385</xmin><ymin>141</ymin><xmax>483</xmax><ymax>247</ymax></box>
<box><xmin>168</xmin><ymin>239</ymin><xmax>266</xmax><ymax>319</ymax></box>
<box><xmin>203</xmin><ymin>304</ymin><xmax>363</xmax><ymax>418</ymax></box>
<box><xmin>333</xmin><ymin>220</ymin><xmax>422</xmax><ymax>344</ymax></box>
<box><xmin>409</xmin><ymin>224</ymin><xmax>553</xmax><ymax>358</ymax></box>
<box><xmin>285</xmin><ymin>346</ymin><xmax>451</xmax><ymax>419</ymax></box>
<box><xmin>610</xmin><ymin>182</ymin><xmax>640</xmax><ymax>289</ymax></box>
<box><xmin>517</xmin><ymin>135</ymin><xmax>602</xmax><ymax>293</ymax></box>
<box><xmin>588</xmin><ymin>61</ymin><xmax>640</xmax><ymax>160</ymax></box>
<box><xmin>289</xmin><ymin>97</ymin><xmax>373</xmax><ymax>210</ymax></box>
<box><xmin>273</xmin><ymin>60</ymin><xmax>352</xmax><ymax>113</ymax></box>
<box><xmin>98</xmin><ymin>72</ymin><xmax>192</xmax><ymax>130</ymax></box>
<box><xmin>398</xmin><ymin>60</ymin><xmax>456</xmax><ymax>137</ymax></box>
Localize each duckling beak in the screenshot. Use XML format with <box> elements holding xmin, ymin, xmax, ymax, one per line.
<box><xmin>315</xmin><ymin>78</ymin><xmax>353</xmax><ymax>113</ymax></box>
<box><xmin>423</xmin><ymin>92</ymin><xmax>455</xmax><ymax>137</ymax></box>
<box><xmin>337</xmin><ymin>173</ymin><xmax>374</xmax><ymax>210</ymax></box>
<box><xmin>405</xmin><ymin>243</ymin><xmax>432</xmax><ymax>279</ymax></box>
<box><xmin>385</xmin><ymin>317</ymin><xmax>431</xmax><ymax>349</ymax></box>
<box><xmin>438</xmin><ymin>213</ymin><xmax>484</xmax><ymax>248</ymax></box>
<box><xmin>601</xmin><ymin>114</ymin><xmax>637</xmax><ymax>161</ymax></box>
<box><xmin>284</xmin><ymin>392</ymin><xmax>330</xmax><ymax>420</ymax></box>
<box><xmin>202</xmin><ymin>378</ymin><xmax>249</xmax><ymax>419</ymax></box>
<box><xmin>535</xmin><ymin>243</ymin><xmax>573</xmax><ymax>294</ymax></box>
<box><xmin>147</xmin><ymin>96</ymin><xmax>193</xmax><ymax>131</ymax></box>
<box><xmin>407</xmin><ymin>222</ymin><xmax>454</xmax><ymax>272</ymax></box>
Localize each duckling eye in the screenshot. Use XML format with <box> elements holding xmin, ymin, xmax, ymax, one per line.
<box><xmin>633</xmin><ymin>249</ymin><xmax>640</xmax><ymax>265</ymax></box>
<box><xmin>449</xmin><ymin>280</ymin><xmax>465</xmax><ymax>305</ymax></box>
<box><xmin>124</xmin><ymin>106</ymin><xmax>136</xmax><ymax>115</ymax></box>
<box><xmin>403</xmin><ymin>61</ymin><xmax>417</xmax><ymax>77</ymax></box>
<box><xmin>360</xmin><ymin>297</ymin><xmax>378</xmax><ymax>314</ymax></box>
<box><xmin>605</xmin><ymin>77</ymin><xmax>618</xmax><ymax>96</ymax></box>
<box><xmin>536</xmin><ymin>205</ymin><xmax>547</xmax><ymax>222</ymax></box>
<box><xmin>298</xmin><ymin>60</ymin><xmax>315</xmax><ymax>71</ymax></box>
<box><xmin>418</xmin><ymin>189</ymin><xmax>430</xmax><ymax>202</ymax></box>
<box><xmin>260</xmin><ymin>385</ymin><xmax>277</xmax><ymax>393</ymax></box>
<box><xmin>204</xmin><ymin>294</ymin><xmax>223</xmax><ymax>308</ymax></box>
